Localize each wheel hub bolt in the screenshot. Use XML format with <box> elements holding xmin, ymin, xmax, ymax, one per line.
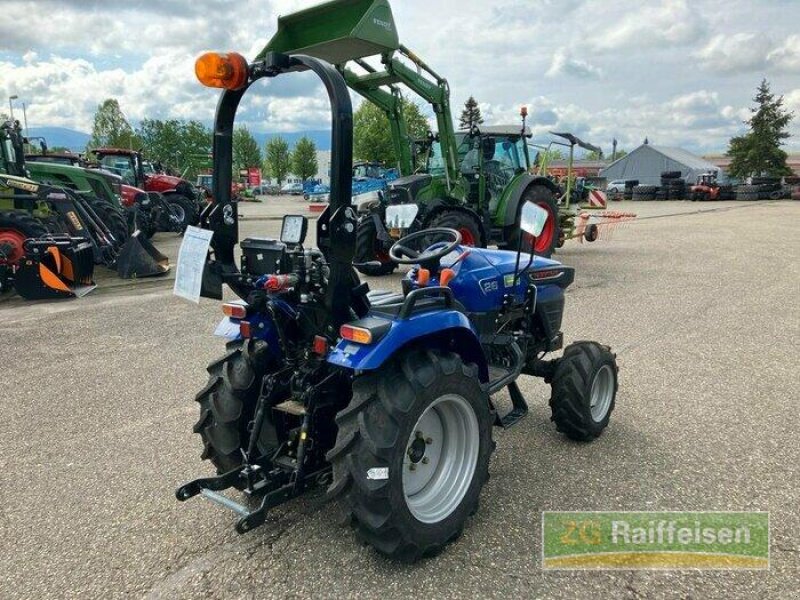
<box><xmin>409</xmin><ymin>463</ymin><xmax>416</xmax><ymax>471</ymax></box>
<box><xmin>425</xmin><ymin>437</ymin><xmax>433</xmax><ymax>445</ymax></box>
<box><xmin>422</xmin><ymin>457</ymin><xmax>429</xmax><ymax>464</ymax></box>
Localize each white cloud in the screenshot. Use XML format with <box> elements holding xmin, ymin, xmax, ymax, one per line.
<box><xmin>588</xmin><ymin>0</ymin><xmax>706</xmax><ymax>51</ymax></box>
<box><xmin>546</xmin><ymin>49</ymin><xmax>603</xmax><ymax>79</ymax></box>
<box><xmin>697</xmin><ymin>33</ymin><xmax>772</xmax><ymax>73</ymax></box>
<box><xmin>767</xmin><ymin>35</ymin><xmax>800</xmax><ymax>71</ymax></box>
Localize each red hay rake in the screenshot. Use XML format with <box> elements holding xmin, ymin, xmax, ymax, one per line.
<box><xmin>574</xmin><ymin>211</ymin><xmax>637</xmax><ymax>243</ymax></box>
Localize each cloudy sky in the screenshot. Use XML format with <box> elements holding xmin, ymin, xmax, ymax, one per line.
<box><xmin>2</xmin><ymin>0</ymin><xmax>800</xmax><ymax>155</ymax></box>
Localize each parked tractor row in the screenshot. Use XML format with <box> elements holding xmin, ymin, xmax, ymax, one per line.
<box><xmin>0</xmin><ymin>120</ymin><xmax>203</xmax><ymax>299</ymax></box>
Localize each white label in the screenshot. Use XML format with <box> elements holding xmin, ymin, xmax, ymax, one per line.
<box><xmin>385</xmin><ymin>204</ymin><xmax>419</xmax><ymax>229</ymax></box>
<box><xmin>213</xmin><ymin>319</ymin><xmax>241</xmax><ymax>339</ymax></box>
<box><xmin>173</xmin><ymin>226</ymin><xmax>214</xmax><ymax>303</ymax></box>
<box><xmin>367</xmin><ymin>467</ymin><xmax>389</xmax><ymax>480</ymax></box>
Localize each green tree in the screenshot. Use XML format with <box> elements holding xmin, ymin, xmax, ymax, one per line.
<box><xmin>727</xmin><ymin>79</ymin><xmax>793</xmax><ymax>178</ymax></box>
<box><xmin>264</xmin><ymin>136</ymin><xmax>291</xmax><ymax>185</ymax></box>
<box><xmin>291</xmin><ymin>136</ymin><xmax>318</xmax><ymax>181</ymax></box>
<box><xmin>232</xmin><ymin>125</ymin><xmax>262</xmax><ymax>174</ymax></box>
<box><xmin>138</xmin><ymin>118</ymin><xmax>211</xmax><ymax>179</ymax></box>
<box><xmin>354</xmin><ymin>100</ymin><xmax>429</xmax><ymax>165</ymax></box>
<box><xmin>89</xmin><ymin>98</ymin><xmax>140</xmax><ymax>149</ymax></box>
<box><xmin>459</xmin><ymin>95</ymin><xmax>484</xmax><ymax>130</ymax></box>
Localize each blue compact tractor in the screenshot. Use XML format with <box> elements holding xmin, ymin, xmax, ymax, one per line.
<box><xmin>177</xmin><ymin>44</ymin><xmax>618</xmax><ymax>562</ymax></box>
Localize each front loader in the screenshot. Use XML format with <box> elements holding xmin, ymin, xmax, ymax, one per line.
<box><xmin>176</xmin><ymin>14</ymin><xmax>619</xmax><ymax>561</ymax></box>
<box><xmin>257</xmin><ymin>0</ymin><xmax>561</xmax><ymax>275</ymax></box>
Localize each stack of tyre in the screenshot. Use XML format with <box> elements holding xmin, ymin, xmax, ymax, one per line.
<box><xmin>736</xmin><ymin>177</ymin><xmax>783</xmax><ymax>201</ymax></box>
<box><xmin>785</xmin><ymin>176</ymin><xmax>800</xmax><ymax>200</ymax></box>
<box><xmin>718</xmin><ymin>185</ymin><xmax>735</xmax><ymax>200</ymax></box>
<box><xmin>631</xmin><ymin>184</ymin><xmax>657</xmax><ymax>201</ymax></box>
<box><xmin>623</xmin><ymin>180</ymin><xmax>639</xmax><ymax>200</ymax></box>
<box><xmin>659</xmin><ymin>171</ymin><xmax>686</xmax><ymax>200</ymax></box>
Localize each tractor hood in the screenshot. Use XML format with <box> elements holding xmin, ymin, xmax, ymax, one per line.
<box><xmin>146</xmin><ymin>173</ymin><xmax>183</xmax><ymax>191</ymax></box>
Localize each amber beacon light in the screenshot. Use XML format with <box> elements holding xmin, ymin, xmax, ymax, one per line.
<box><xmin>195</xmin><ymin>52</ymin><xmax>249</xmax><ymax>90</ymax></box>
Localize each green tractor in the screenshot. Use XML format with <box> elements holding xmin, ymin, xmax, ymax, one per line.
<box><xmin>0</xmin><ymin>122</ymin><xmax>130</xmax><ymax>246</ymax></box>
<box><xmin>258</xmin><ymin>0</ymin><xmax>560</xmax><ymax>275</ymax></box>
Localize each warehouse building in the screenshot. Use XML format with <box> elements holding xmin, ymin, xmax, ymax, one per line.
<box><xmin>600</xmin><ymin>143</ymin><xmax>723</xmax><ymax>185</ymax></box>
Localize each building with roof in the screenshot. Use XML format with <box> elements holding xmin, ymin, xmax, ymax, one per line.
<box><xmin>600</xmin><ymin>143</ymin><xmax>723</xmax><ymax>185</ymax></box>
<box><xmin>703</xmin><ymin>153</ymin><xmax>800</xmax><ymax>176</ymax></box>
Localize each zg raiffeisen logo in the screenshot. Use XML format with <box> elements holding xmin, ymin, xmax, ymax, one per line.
<box><xmin>542</xmin><ymin>512</ymin><xmax>769</xmax><ymax>570</ymax></box>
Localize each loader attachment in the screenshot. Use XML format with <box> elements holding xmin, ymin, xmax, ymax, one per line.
<box><xmin>258</xmin><ymin>0</ymin><xmax>399</xmax><ymax>64</ymax></box>
<box><xmin>115</xmin><ymin>231</ymin><xmax>170</xmax><ymax>279</ymax></box>
<box><xmin>14</xmin><ymin>237</ymin><xmax>96</xmax><ymax>300</ymax></box>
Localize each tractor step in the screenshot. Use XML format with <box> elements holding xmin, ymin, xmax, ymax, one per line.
<box><xmin>274</xmin><ymin>400</ymin><xmax>306</xmax><ymax>416</ymax></box>
<box><xmin>496</xmin><ymin>381</ymin><xmax>529</xmax><ymax>429</ymax></box>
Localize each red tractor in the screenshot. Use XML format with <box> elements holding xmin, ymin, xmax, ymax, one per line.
<box><xmin>690</xmin><ymin>172</ymin><xmax>734</xmax><ymax>201</ymax></box>
<box><xmin>92</xmin><ymin>148</ymin><xmax>200</xmax><ymax>228</ymax></box>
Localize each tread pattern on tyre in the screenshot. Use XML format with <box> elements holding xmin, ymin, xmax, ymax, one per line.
<box><xmin>427</xmin><ymin>209</ymin><xmax>484</xmax><ymax>247</ymax></box>
<box><xmin>327</xmin><ymin>349</ymin><xmax>493</xmax><ymax>562</ymax></box>
<box><xmin>354</xmin><ymin>216</ymin><xmax>396</xmax><ymax>276</ymax></box>
<box><xmin>550</xmin><ymin>341</ymin><xmax>618</xmax><ymax>441</ymax></box>
<box><xmin>194</xmin><ymin>339</ymin><xmax>278</xmax><ymax>476</ymax></box>
<box><xmin>86</xmin><ymin>197</ymin><xmax>129</xmax><ymax>246</ymax></box>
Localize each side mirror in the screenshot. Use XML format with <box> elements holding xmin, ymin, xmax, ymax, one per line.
<box><xmin>520</xmin><ymin>201</ymin><xmax>549</xmax><ymax>237</ymax></box>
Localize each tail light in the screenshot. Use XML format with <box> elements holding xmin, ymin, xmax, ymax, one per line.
<box><xmin>195</xmin><ymin>52</ymin><xmax>248</xmax><ymax>90</ymax></box>
<box><xmin>222</xmin><ymin>303</ymin><xmax>247</xmax><ymax>319</ymax></box>
<box><xmin>340</xmin><ymin>324</ymin><xmax>373</xmax><ymax>344</ymax></box>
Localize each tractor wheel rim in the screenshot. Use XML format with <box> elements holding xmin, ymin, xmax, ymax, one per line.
<box><xmin>402</xmin><ymin>393</ymin><xmax>479</xmax><ymax>524</ymax></box>
<box><xmin>532</xmin><ymin>203</ymin><xmax>555</xmax><ymax>252</ymax></box>
<box><xmin>590</xmin><ymin>364</ymin><xmax>614</xmax><ymax>422</ymax></box>
<box><xmin>458</xmin><ymin>227</ymin><xmax>476</xmax><ymax>246</ymax></box>
<box><xmin>0</xmin><ymin>228</ymin><xmax>28</xmax><ymax>265</ymax></box>
<box><xmin>171</xmin><ymin>204</ymin><xmax>186</xmax><ymax>223</ymax></box>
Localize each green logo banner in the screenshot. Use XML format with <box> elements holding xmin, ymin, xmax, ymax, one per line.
<box><xmin>542</xmin><ymin>512</ymin><xmax>769</xmax><ymax>570</ymax></box>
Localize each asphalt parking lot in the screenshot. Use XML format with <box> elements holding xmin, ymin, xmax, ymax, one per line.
<box><xmin>1</xmin><ymin>198</ymin><xmax>798</xmax><ymax>599</ymax></box>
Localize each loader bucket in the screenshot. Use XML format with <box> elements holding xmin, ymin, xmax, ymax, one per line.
<box><xmin>116</xmin><ymin>231</ymin><xmax>170</xmax><ymax>279</ymax></box>
<box><xmin>14</xmin><ymin>239</ymin><xmax>96</xmax><ymax>300</ymax></box>
<box><xmin>258</xmin><ymin>0</ymin><xmax>400</xmax><ymax>64</ymax></box>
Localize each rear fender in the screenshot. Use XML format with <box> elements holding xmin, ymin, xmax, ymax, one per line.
<box><xmin>502</xmin><ymin>175</ymin><xmax>559</xmax><ymax>227</ymax></box>
<box><xmin>328</xmin><ymin>309</ymin><xmax>488</xmax><ymax>382</ymax></box>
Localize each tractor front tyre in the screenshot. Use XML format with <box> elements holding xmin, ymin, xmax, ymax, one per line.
<box><xmin>328</xmin><ymin>350</ymin><xmax>493</xmax><ymax>562</ymax></box>
<box><xmin>354</xmin><ymin>216</ymin><xmax>397</xmax><ymax>276</ymax></box>
<box><xmin>164</xmin><ymin>193</ymin><xmax>199</xmax><ymax>233</ymax></box>
<box><xmin>86</xmin><ymin>198</ymin><xmax>130</xmax><ymax>247</ymax></box>
<box><xmin>427</xmin><ymin>209</ymin><xmax>484</xmax><ymax>247</ymax></box>
<box><xmin>0</xmin><ymin>211</ymin><xmax>48</xmax><ymax>267</ymax></box>
<box><xmin>507</xmin><ymin>185</ymin><xmax>559</xmax><ymax>258</ymax></box>
<box><xmin>549</xmin><ymin>341</ymin><xmax>618</xmax><ymax>441</ymax></box>
<box><xmin>193</xmin><ymin>339</ymin><xmax>279</xmax><ymax>483</ymax></box>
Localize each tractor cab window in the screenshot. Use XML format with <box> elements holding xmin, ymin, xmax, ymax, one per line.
<box><xmin>426</xmin><ymin>142</ymin><xmax>446</xmax><ymax>177</ymax></box>
<box><xmin>98</xmin><ymin>155</ymin><xmax>136</xmax><ymax>185</ymax></box>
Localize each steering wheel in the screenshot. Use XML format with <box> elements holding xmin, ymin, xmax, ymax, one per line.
<box><xmin>389</xmin><ymin>228</ymin><xmax>461</xmax><ymax>270</ymax></box>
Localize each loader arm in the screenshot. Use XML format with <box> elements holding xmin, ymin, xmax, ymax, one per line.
<box><xmin>257</xmin><ymin>0</ymin><xmax>460</xmax><ymax>192</ymax></box>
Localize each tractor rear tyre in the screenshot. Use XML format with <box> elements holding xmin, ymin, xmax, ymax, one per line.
<box><xmin>328</xmin><ymin>350</ymin><xmax>493</xmax><ymax>562</ymax></box>
<box><xmin>549</xmin><ymin>341</ymin><xmax>618</xmax><ymax>441</ymax></box>
<box><xmin>193</xmin><ymin>339</ymin><xmax>279</xmax><ymax>483</ymax></box>
<box><xmin>0</xmin><ymin>211</ymin><xmax>48</xmax><ymax>267</ymax></box>
<box><xmin>506</xmin><ymin>184</ymin><xmax>559</xmax><ymax>257</ymax></box>
<box><xmin>354</xmin><ymin>216</ymin><xmax>397</xmax><ymax>276</ymax></box>
<box><xmin>428</xmin><ymin>209</ymin><xmax>484</xmax><ymax>247</ymax></box>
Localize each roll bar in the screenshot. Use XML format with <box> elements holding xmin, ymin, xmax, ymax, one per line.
<box><xmin>202</xmin><ymin>52</ymin><xmax>355</xmax><ymax>326</ymax></box>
